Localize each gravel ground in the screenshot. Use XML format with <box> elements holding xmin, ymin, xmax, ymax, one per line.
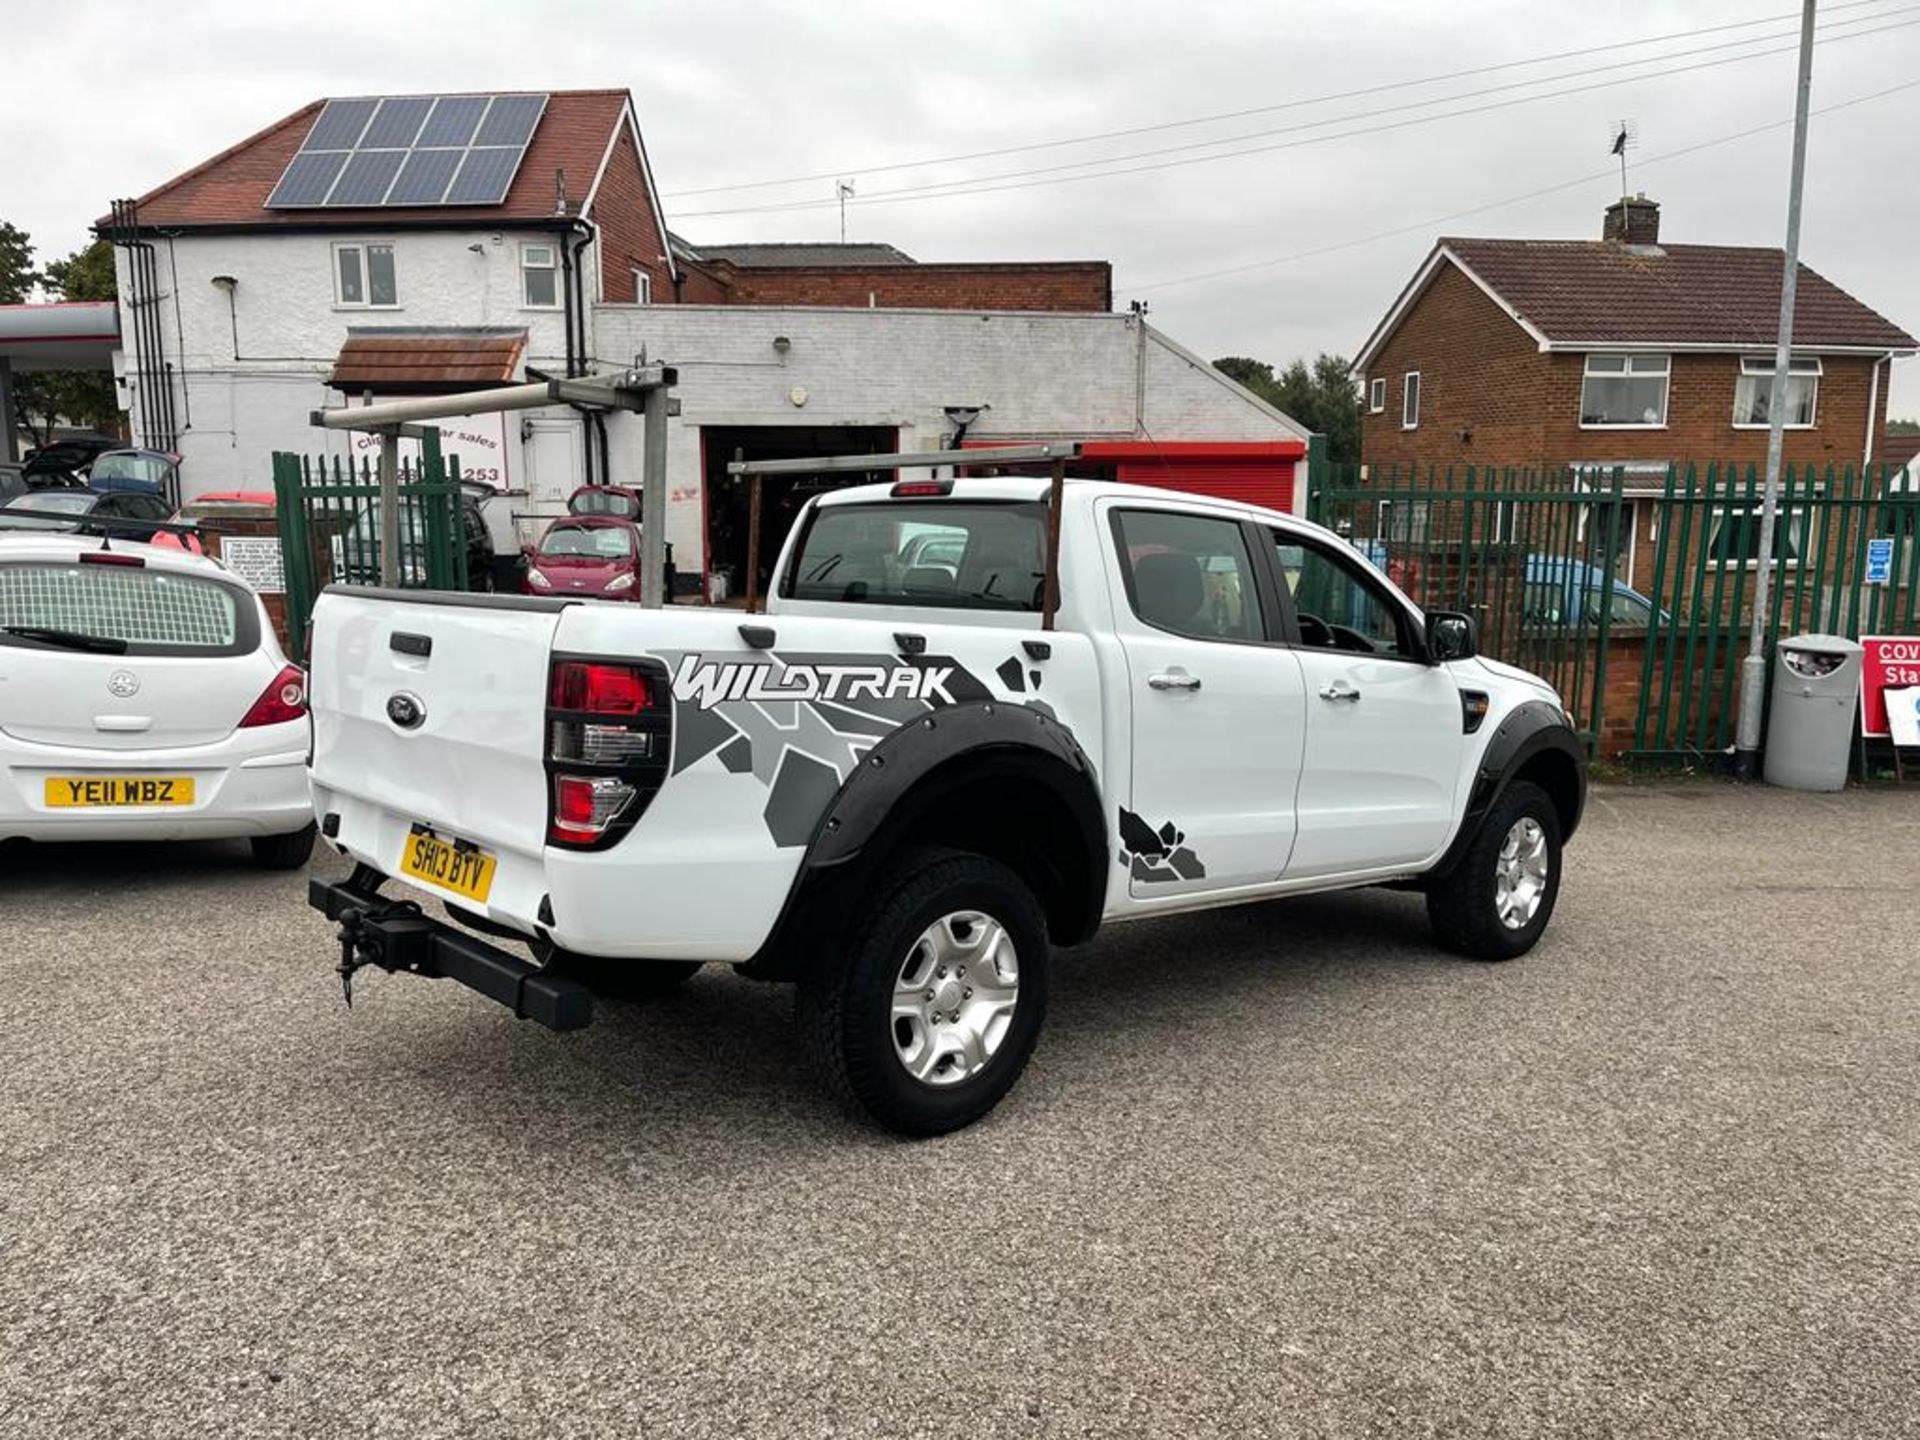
<box><xmin>2</xmin><ymin>782</ymin><xmax>1917</xmax><ymax>1439</ymax></box>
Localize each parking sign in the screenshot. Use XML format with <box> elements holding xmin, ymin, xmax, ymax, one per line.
<box><xmin>1865</xmin><ymin>536</ymin><xmax>1894</xmax><ymax>585</ymax></box>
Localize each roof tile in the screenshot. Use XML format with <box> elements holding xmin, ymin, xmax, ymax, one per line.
<box><xmin>1441</xmin><ymin>237</ymin><xmax>1915</xmax><ymax>350</ymax></box>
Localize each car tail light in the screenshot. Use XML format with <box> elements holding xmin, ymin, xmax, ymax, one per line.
<box><xmin>81</xmin><ymin>551</ymin><xmax>145</xmax><ymax>567</ymax></box>
<box><xmin>546</xmin><ymin>657</ymin><xmax>670</xmax><ymax>849</ymax></box>
<box><xmin>240</xmin><ymin>664</ymin><xmax>307</xmax><ymax>728</ymax></box>
<box><xmin>890</xmin><ymin>479</ymin><xmax>953</xmax><ymax>498</ymax></box>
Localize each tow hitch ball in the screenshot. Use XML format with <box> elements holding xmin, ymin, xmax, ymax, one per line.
<box><xmin>335</xmin><ymin>906</ymin><xmax>369</xmax><ymax>1007</ymax></box>
<box><xmin>332</xmin><ymin>897</ymin><xmax>425</xmax><ymax>1007</ymax></box>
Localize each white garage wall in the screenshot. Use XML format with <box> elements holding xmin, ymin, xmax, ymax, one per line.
<box><xmin>589</xmin><ymin>304</ymin><xmax>1308</xmax><ymax>573</ymax></box>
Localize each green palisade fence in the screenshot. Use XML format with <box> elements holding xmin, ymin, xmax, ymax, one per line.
<box><xmin>1312</xmin><ymin>460</ymin><xmax>1919</xmax><ymax>767</ymax></box>
<box><xmin>272</xmin><ymin>431</ymin><xmax>467</xmax><ymax>659</ymax></box>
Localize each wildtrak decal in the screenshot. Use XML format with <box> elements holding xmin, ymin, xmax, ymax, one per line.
<box><xmin>671</xmin><ymin>655</ymin><xmax>958</xmax><ymax>710</ymax></box>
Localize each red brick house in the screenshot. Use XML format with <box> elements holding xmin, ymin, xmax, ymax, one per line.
<box><xmin>1353</xmin><ymin>197</ymin><xmax>1915</xmax><ymax>479</ymax></box>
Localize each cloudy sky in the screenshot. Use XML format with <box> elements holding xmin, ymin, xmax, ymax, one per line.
<box><xmin>9</xmin><ymin>0</ymin><xmax>1919</xmax><ymax>416</ymax></box>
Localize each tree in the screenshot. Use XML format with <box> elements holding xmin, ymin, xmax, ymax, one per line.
<box><xmin>9</xmin><ymin>230</ymin><xmax>121</xmax><ymax>446</ymax></box>
<box><xmin>1889</xmin><ymin>417</ymin><xmax>1920</xmax><ymax>436</ymax></box>
<box><xmin>0</xmin><ymin>221</ymin><xmax>37</xmax><ymax>304</ymax></box>
<box><xmin>1213</xmin><ymin>352</ymin><xmax>1361</xmax><ymax>465</ymax></box>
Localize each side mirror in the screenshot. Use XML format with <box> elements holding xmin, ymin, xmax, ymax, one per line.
<box><xmin>1426</xmin><ymin>611</ymin><xmax>1477</xmax><ymax>663</ymax></box>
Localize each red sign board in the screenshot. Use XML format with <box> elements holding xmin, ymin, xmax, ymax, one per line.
<box><xmin>1860</xmin><ymin>635</ymin><xmax>1920</xmax><ymax>736</ymax></box>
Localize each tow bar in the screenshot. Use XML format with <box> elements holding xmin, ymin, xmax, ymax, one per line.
<box><xmin>311</xmin><ymin>866</ymin><xmax>593</xmax><ymax>1031</ymax></box>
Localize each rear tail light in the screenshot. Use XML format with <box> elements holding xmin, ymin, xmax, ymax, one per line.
<box><xmin>240</xmin><ymin>663</ymin><xmax>307</xmax><ymax>728</ymax></box>
<box><xmin>890</xmin><ymin>479</ymin><xmax>953</xmax><ymax>498</ymax></box>
<box><xmin>545</xmin><ymin>657</ymin><xmax>670</xmax><ymax>848</ymax></box>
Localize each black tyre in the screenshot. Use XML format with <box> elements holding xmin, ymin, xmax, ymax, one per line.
<box><xmin>544</xmin><ymin>951</ymin><xmax>702</xmax><ymax>1001</ymax></box>
<box><xmin>797</xmin><ymin>849</ymin><xmax>1048</xmax><ymax>1137</ymax></box>
<box><xmin>250</xmin><ymin>824</ymin><xmax>316</xmax><ymax>871</ymax></box>
<box><xmin>1426</xmin><ymin>780</ymin><xmax>1562</xmax><ymax>960</ymax></box>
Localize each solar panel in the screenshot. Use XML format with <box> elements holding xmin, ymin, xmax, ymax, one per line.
<box><xmin>330</xmin><ymin>149</ymin><xmax>407</xmax><ymax>206</ymax></box>
<box><xmin>304</xmin><ymin>98</ymin><xmax>377</xmax><ymax>151</ymax></box>
<box><xmin>360</xmin><ymin>96</ymin><xmax>432</xmax><ymax>150</ymax></box>
<box><xmin>385</xmin><ymin>148</ymin><xmax>463</xmax><ymax>206</ymax></box>
<box><xmin>445</xmin><ymin>146</ymin><xmax>522</xmax><ymax>206</ymax></box>
<box><xmin>474</xmin><ymin>94</ymin><xmax>546</xmax><ymax>148</ymax></box>
<box><xmin>264</xmin><ymin>149</ymin><xmax>350</xmax><ymax>207</ymax></box>
<box><xmin>264</xmin><ymin>92</ymin><xmax>548</xmax><ymax>209</ymax></box>
<box><xmin>418</xmin><ymin>95</ymin><xmax>489</xmax><ymax>148</ymax></box>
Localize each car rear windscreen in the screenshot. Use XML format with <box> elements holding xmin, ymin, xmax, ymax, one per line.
<box><xmin>782</xmin><ymin>500</ymin><xmax>1047</xmax><ymax>611</ymax></box>
<box><xmin>0</xmin><ymin>562</ymin><xmax>252</xmax><ymax>655</ymax></box>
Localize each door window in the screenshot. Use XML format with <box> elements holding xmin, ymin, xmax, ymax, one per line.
<box><xmin>1274</xmin><ymin>533</ymin><xmax>1416</xmax><ymax>657</ymax></box>
<box><xmin>1114</xmin><ymin>509</ymin><xmax>1264</xmax><ymax>643</ymax></box>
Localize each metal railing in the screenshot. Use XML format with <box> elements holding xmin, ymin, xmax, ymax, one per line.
<box><xmin>1313</xmin><ymin>460</ymin><xmax>1919</xmax><ymax>764</ymax></box>
<box><xmin>272</xmin><ymin>431</ymin><xmax>467</xmax><ymax>658</ymax></box>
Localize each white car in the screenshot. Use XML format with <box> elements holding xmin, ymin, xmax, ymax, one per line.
<box><xmin>0</xmin><ymin>532</ymin><xmax>315</xmax><ymax>867</ymax></box>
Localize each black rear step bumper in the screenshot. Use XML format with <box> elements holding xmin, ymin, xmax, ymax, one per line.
<box><xmin>309</xmin><ymin>873</ymin><xmax>592</xmax><ymax>1032</ymax></box>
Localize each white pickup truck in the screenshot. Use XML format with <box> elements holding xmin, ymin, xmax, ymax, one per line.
<box><xmin>308</xmin><ymin>474</ymin><xmax>1585</xmax><ymax>1135</ymax></box>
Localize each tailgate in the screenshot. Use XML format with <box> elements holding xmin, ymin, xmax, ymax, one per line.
<box><xmin>308</xmin><ymin>588</ymin><xmax>570</xmax><ymax>859</ymax></box>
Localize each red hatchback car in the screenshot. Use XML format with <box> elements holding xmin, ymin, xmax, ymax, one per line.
<box><xmin>523</xmin><ymin>515</ymin><xmax>641</xmax><ymax>599</ymax></box>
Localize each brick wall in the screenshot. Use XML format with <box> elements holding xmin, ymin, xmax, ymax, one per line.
<box><xmin>591</xmin><ymin>125</ymin><xmax>671</xmax><ymax>304</ymax></box>
<box><xmin>701</xmin><ymin>261</ymin><xmax>1112</xmax><ymax>313</ymax></box>
<box><xmin>1360</xmin><ymin>262</ymin><xmax>1552</xmax><ymax>468</ymax></box>
<box><xmin>1359</xmin><ymin>257</ymin><xmax>1892</xmax><ymax>472</ymax></box>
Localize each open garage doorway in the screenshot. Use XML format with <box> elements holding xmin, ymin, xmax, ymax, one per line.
<box><xmin>701</xmin><ymin>425</ymin><xmax>897</xmax><ymax>601</ymax></box>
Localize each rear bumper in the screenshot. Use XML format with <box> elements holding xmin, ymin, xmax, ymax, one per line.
<box><xmin>310</xmin><ymin>872</ymin><xmax>593</xmax><ymax>1032</ymax></box>
<box><xmin>0</xmin><ymin>724</ymin><xmax>311</xmax><ymax>842</ymax></box>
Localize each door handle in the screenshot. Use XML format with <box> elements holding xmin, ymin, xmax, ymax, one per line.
<box><xmin>1318</xmin><ymin>680</ymin><xmax>1361</xmax><ymax>703</ymax></box>
<box><xmin>1148</xmin><ymin>672</ymin><xmax>1202</xmax><ymax>691</ymax></box>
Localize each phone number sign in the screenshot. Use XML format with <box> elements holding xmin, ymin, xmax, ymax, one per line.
<box><xmin>1860</xmin><ymin>635</ymin><xmax>1920</xmax><ymax>737</ymax></box>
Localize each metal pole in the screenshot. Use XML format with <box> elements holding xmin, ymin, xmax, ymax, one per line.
<box><xmin>0</xmin><ymin>358</ymin><xmax>16</xmax><ymax>464</ymax></box>
<box><xmin>1733</xmin><ymin>0</ymin><xmax>1816</xmax><ymax>780</ymax></box>
<box><xmin>377</xmin><ymin>430</ymin><xmax>400</xmax><ymax>589</ymax></box>
<box><xmin>639</xmin><ymin>381</ymin><xmax>669</xmax><ymax>608</ymax></box>
<box><xmin>744</xmin><ymin>472</ymin><xmax>763</xmax><ymax>614</ymax></box>
<box><xmin>1041</xmin><ymin>456</ymin><xmax>1066</xmax><ymax>630</ymax></box>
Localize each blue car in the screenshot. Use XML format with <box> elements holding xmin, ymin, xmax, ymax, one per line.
<box><xmin>1523</xmin><ymin>555</ymin><xmax>1667</xmax><ymax>629</ymax></box>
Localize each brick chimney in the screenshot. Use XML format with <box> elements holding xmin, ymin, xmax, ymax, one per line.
<box><xmin>1604</xmin><ymin>195</ymin><xmax>1661</xmax><ymax>246</ymax></box>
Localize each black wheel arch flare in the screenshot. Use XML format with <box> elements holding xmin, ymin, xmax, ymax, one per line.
<box><xmin>1432</xmin><ymin>700</ymin><xmax>1588</xmax><ymax>879</ymax></box>
<box><xmin>742</xmin><ymin>700</ymin><xmax>1110</xmax><ymax>978</ymax></box>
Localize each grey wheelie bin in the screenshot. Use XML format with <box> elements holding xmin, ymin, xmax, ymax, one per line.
<box><xmin>1764</xmin><ymin>634</ymin><xmax>1863</xmax><ymax>792</ymax></box>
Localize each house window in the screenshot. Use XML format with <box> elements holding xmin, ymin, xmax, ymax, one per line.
<box><xmin>521</xmin><ymin>244</ymin><xmax>559</xmax><ymax>308</ymax></box>
<box><xmin>1708</xmin><ymin>505</ymin><xmax>1806</xmax><ymax>568</ymax></box>
<box><xmin>1401</xmin><ymin>372</ymin><xmax>1420</xmax><ymax>429</ymax></box>
<box><xmin>334</xmin><ymin>243</ymin><xmax>396</xmax><ymax>308</ymax></box>
<box><xmin>1580</xmin><ymin>354</ymin><xmax>1668</xmax><ymax>427</ymax></box>
<box><xmin>631</xmin><ymin>267</ymin><xmax>652</xmax><ymax>304</ymax></box>
<box><xmin>1733</xmin><ymin>356</ymin><xmax>1820</xmax><ymax>428</ymax></box>
<box><xmin>1368</xmin><ymin>377</ymin><xmax>1386</xmax><ymax>413</ymax></box>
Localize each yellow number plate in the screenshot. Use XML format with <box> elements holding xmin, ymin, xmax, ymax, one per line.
<box><xmin>400</xmin><ymin>826</ymin><xmax>497</xmax><ymax>903</ymax></box>
<box><xmin>45</xmin><ymin>775</ymin><xmax>195</xmax><ymax>807</ymax></box>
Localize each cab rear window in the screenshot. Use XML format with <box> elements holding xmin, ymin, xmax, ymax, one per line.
<box><xmin>782</xmin><ymin>501</ymin><xmax>1046</xmax><ymax>611</ymax></box>
<box><xmin>0</xmin><ymin>562</ymin><xmax>256</xmax><ymax>656</ymax></box>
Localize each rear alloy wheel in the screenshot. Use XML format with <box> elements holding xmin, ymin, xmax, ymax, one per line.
<box><xmin>1426</xmin><ymin>780</ymin><xmax>1562</xmax><ymax>960</ymax></box>
<box><xmin>250</xmin><ymin>824</ymin><xmax>316</xmax><ymax>871</ymax></box>
<box><xmin>798</xmin><ymin>850</ymin><xmax>1047</xmax><ymax>1136</ymax></box>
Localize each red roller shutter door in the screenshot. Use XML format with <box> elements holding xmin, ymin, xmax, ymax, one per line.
<box><xmin>1113</xmin><ymin>455</ymin><xmax>1296</xmax><ymax>512</ymax></box>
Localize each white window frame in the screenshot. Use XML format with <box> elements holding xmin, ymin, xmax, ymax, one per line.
<box><xmin>1579</xmin><ymin>353</ymin><xmax>1669</xmax><ymax>429</ymax></box>
<box><xmin>520</xmin><ymin>242</ymin><xmax>560</xmax><ymax>310</ymax></box>
<box><xmin>1707</xmin><ymin>504</ymin><xmax>1807</xmax><ymax>570</ymax></box>
<box><xmin>1368</xmin><ymin>377</ymin><xmax>1386</xmax><ymax>414</ymax></box>
<box><xmin>1732</xmin><ymin>355</ymin><xmax>1821</xmax><ymax>429</ymax></box>
<box><xmin>1401</xmin><ymin>371</ymin><xmax>1420</xmax><ymax>430</ymax></box>
<box><xmin>332</xmin><ymin>242</ymin><xmax>398</xmax><ymax>310</ymax></box>
<box><xmin>631</xmin><ymin>267</ymin><xmax>652</xmax><ymax>305</ymax></box>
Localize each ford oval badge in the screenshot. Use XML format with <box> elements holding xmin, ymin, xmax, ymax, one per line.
<box><xmin>386</xmin><ymin>692</ymin><xmax>425</xmax><ymax>730</ymax></box>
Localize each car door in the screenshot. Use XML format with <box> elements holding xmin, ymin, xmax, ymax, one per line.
<box><xmin>1271</xmin><ymin>525</ymin><xmax>1466</xmax><ymax>878</ymax></box>
<box><xmin>1106</xmin><ymin>502</ymin><xmax>1306</xmax><ymax>898</ymax></box>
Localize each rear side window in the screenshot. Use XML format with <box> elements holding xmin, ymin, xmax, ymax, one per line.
<box><xmin>1113</xmin><ymin>509</ymin><xmax>1264</xmax><ymax>642</ymax></box>
<box><xmin>783</xmin><ymin>501</ymin><xmax>1046</xmax><ymax>610</ymax></box>
<box><xmin>0</xmin><ymin>562</ymin><xmax>257</xmax><ymax>656</ymax></box>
